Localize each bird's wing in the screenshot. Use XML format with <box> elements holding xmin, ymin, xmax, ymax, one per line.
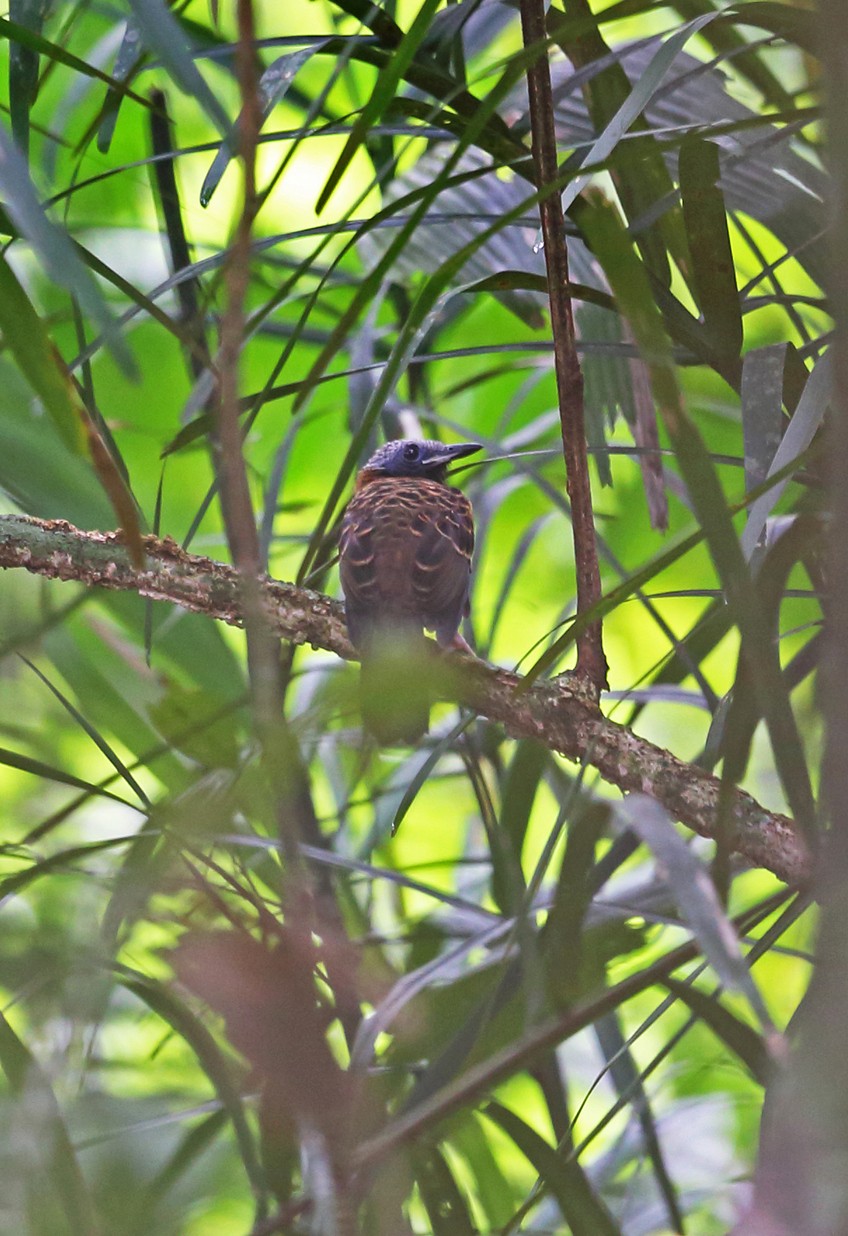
<box><xmin>407</xmin><ymin>483</ymin><xmax>475</xmax><ymax>635</ymax></box>
<box><xmin>339</xmin><ymin>495</ymin><xmax>382</xmax><ymax>647</ymax></box>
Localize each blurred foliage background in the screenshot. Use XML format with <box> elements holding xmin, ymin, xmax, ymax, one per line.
<box><xmin>0</xmin><ymin>0</ymin><xmax>832</xmax><ymax>1233</ymax></box>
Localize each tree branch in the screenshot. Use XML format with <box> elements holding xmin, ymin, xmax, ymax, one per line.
<box><xmin>0</xmin><ymin>513</ymin><xmax>809</xmax><ymax>884</ymax></box>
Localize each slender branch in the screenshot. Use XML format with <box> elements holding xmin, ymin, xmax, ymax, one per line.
<box><xmin>0</xmin><ymin>514</ymin><xmax>809</xmax><ymax>884</ymax></box>
<box><xmin>519</xmin><ymin>0</ymin><xmax>607</xmax><ymax>691</ymax></box>
<box><xmin>212</xmin><ymin>0</ymin><xmax>316</xmax><ymax>894</ymax></box>
<box><xmin>214</xmin><ymin>0</ymin><xmax>271</xmax><ymax>705</ymax></box>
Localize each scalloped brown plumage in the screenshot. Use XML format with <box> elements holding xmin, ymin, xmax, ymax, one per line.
<box><xmin>339</xmin><ymin>439</ymin><xmax>480</xmax><ymax>744</ymax></box>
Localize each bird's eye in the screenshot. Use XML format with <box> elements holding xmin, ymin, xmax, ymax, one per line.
<box><xmin>403</xmin><ymin>443</ymin><xmax>420</xmax><ymax>462</ymax></box>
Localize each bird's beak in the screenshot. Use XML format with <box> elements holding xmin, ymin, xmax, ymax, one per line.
<box><xmin>427</xmin><ymin>441</ymin><xmax>483</xmax><ymax>469</ymax></box>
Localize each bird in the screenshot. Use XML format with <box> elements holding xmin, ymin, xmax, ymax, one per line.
<box><xmin>339</xmin><ymin>438</ymin><xmax>482</xmax><ymax>744</ymax></box>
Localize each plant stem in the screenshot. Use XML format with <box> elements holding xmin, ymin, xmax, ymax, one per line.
<box><xmin>519</xmin><ymin>0</ymin><xmax>607</xmax><ymax>692</ymax></box>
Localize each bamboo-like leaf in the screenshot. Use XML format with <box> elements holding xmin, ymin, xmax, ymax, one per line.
<box><xmin>680</xmin><ymin>136</ymin><xmax>742</xmax><ymax>359</ymax></box>
<box><xmin>413</xmin><ymin>1145</ymin><xmax>477</xmax><ymax>1236</ymax></box>
<box><xmin>560</xmin><ymin>12</ymin><xmax>720</xmax><ymax>215</ymax></box>
<box><xmin>549</xmin><ymin>38</ymin><xmax>828</xmax><ymax>291</ymax></box>
<box><xmin>728</xmin><ymin>0</ymin><xmax>821</xmax><ymax>55</ymax></box>
<box><xmin>0</xmin><ymin>1009</ymin><xmax>99</xmax><ymax>1235</ymax></box>
<box><xmin>0</xmin><ymin>13</ymin><xmax>148</xmax><ymax>94</ymax></box>
<box><xmin>614</xmin><ymin>794</ymin><xmax>775</xmax><ymax>1036</ymax></box>
<box><xmin>484</xmin><ymin>1100</ymin><xmax>621</xmax><ymax>1236</ymax></box>
<box><xmin>96</xmin><ymin>19</ymin><xmax>145</xmax><ymax>152</ymax></box>
<box><xmin>0</xmin><ymin>256</ymin><xmax>143</xmax><ymax>553</ymax></box>
<box><xmin>316</xmin><ymin>0</ymin><xmax>443</xmax><ymax>213</ymax></box>
<box><xmin>575</xmin><ymin>187</ymin><xmax>817</xmax><ymax>833</ymax></box>
<box><xmin>0</xmin><ymin>128</ymin><xmax>133</xmax><ymax>374</ymax></box>
<box><xmin>661</xmin><ymin>976</ymin><xmax>772</xmax><ymax>1084</ymax></box>
<box><xmin>741</xmin><ymin>350</ymin><xmax>830</xmax><ymax>560</ymax></box>
<box><xmin>0</xmin><ymin>254</ymin><xmax>85</xmax><ymax>454</ymax></box>
<box><xmin>20</xmin><ymin>655</ymin><xmax>150</xmax><ymax>804</ymax></box>
<box><xmin>201</xmin><ymin>41</ymin><xmax>329</xmax><ymax>207</ymax></box>
<box><xmin>142</xmin><ymin>1108</ymin><xmax>229</xmax><ymax>1214</ymax></box>
<box><xmin>0</xmin><ymin>745</ymin><xmax>134</xmax><ymax>805</ymax></box>
<box><xmin>594</xmin><ymin>1012</ymin><xmax>684</xmax><ymax>1232</ymax></box>
<box><xmin>9</xmin><ymin>0</ymin><xmax>52</xmax><ymax>157</ymax></box>
<box><xmin>449</xmin><ymin>1116</ymin><xmax>515</xmax><ymax>1228</ymax></box>
<box><xmin>0</xmin><ymin>836</ymin><xmax>133</xmax><ymax>904</ymax></box>
<box><xmin>126</xmin><ymin>0</ymin><xmax>229</xmax><ymax>136</ymax></box>
<box><xmin>547</xmin><ymin>1</ymin><xmax>689</xmax><ymax>289</ymax></box>
<box><xmin>116</xmin><ymin>965</ymin><xmax>266</xmax><ymax>1200</ymax></box>
<box><xmin>499</xmin><ymin>740</ymin><xmax>549</xmax><ymax>874</ymax></box>
<box><xmin>741</xmin><ymin>344</ymin><xmax>787</xmax><ymax>558</ymax></box>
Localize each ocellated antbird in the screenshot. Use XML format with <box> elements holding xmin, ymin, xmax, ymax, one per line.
<box><xmin>339</xmin><ymin>438</ymin><xmax>481</xmax><ymax>744</ymax></box>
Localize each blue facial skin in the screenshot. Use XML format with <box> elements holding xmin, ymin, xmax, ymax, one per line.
<box><xmin>362</xmin><ymin>439</ymin><xmax>482</xmax><ymax>482</ymax></box>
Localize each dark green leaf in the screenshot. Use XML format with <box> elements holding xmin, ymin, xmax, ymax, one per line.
<box><xmin>680</xmin><ymin>136</ymin><xmax>742</xmax><ymax>359</ymax></box>
<box><xmin>317</xmin><ymin>0</ymin><xmax>443</xmax><ymax>213</ymax></box>
<box><xmin>0</xmin><ymin>1010</ymin><xmax>99</xmax><ymax>1235</ymax></box>
<box><xmin>413</xmin><ymin>1145</ymin><xmax>477</xmax><ymax>1236</ymax></box>
<box><xmin>0</xmin><ymin>130</ymin><xmax>134</xmax><ymax>374</ymax></box>
<box><xmin>661</xmin><ymin>976</ymin><xmax>772</xmax><ymax>1084</ymax></box>
<box><xmin>484</xmin><ymin>1100</ymin><xmax>621</xmax><ymax>1236</ymax></box>
<box><xmin>9</xmin><ymin>0</ymin><xmax>52</xmax><ymax>157</ymax></box>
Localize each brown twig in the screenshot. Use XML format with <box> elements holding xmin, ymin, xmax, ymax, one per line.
<box><xmin>211</xmin><ymin>0</ymin><xmax>313</xmax><ymax>885</ymax></box>
<box><xmin>214</xmin><ymin>0</ymin><xmax>269</xmax><ymax>704</ymax></box>
<box><xmin>519</xmin><ymin>0</ymin><xmax>607</xmax><ymax>692</ymax></box>
<box><xmin>208</xmin><ymin>14</ymin><xmax>357</xmax><ymax>1220</ymax></box>
<box><xmin>0</xmin><ymin>514</ymin><xmax>809</xmax><ymax>884</ymax></box>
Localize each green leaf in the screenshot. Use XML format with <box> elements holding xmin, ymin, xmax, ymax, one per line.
<box><xmin>614</xmin><ymin>794</ymin><xmax>775</xmax><ymax>1035</ymax></box>
<box><xmin>560</xmin><ymin>11</ymin><xmax>721</xmax><ymax>215</ymax></box>
<box><xmin>547</xmin><ymin>1</ymin><xmax>689</xmax><ymax>288</ymax></box>
<box><xmin>201</xmin><ymin>41</ymin><xmax>330</xmax><ymax>207</ymax></box>
<box><xmin>484</xmin><ymin>1100</ymin><xmax>621</xmax><ymax>1236</ymax></box>
<box><xmin>0</xmin><ymin>1010</ymin><xmax>99</xmax><ymax>1235</ymax></box>
<box><xmin>0</xmin><ymin>745</ymin><xmax>133</xmax><ymax>805</ymax></box>
<box><xmin>661</xmin><ymin>976</ymin><xmax>772</xmax><ymax>1085</ymax></box>
<box><xmin>0</xmin><ymin>836</ymin><xmax>132</xmax><ymax>903</ymax></box>
<box><xmin>680</xmin><ymin>136</ymin><xmax>742</xmax><ymax>359</ymax></box>
<box><xmin>148</xmin><ymin>682</ymin><xmax>241</xmax><ymax>769</ymax></box>
<box><xmin>0</xmin><ymin>131</ymin><xmax>134</xmax><ymax>374</ymax></box>
<box><xmin>19</xmin><ymin>654</ymin><xmax>150</xmax><ymax>804</ymax></box>
<box><xmin>316</xmin><ymin>0</ymin><xmax>443</xmax><ymax>213</ymax></box>
<box><xmin>0</xmin><ymin>254</ymin><xmax>85</xmax><ymax>453</ymax></box>
<box><xmin>9</xmin><ymin>0</ymin><xmax>52</xmax><ymax>157</ymax></box>
<box><xmin>96</xmin><ymin>18</ymin><xmax>144</xmax><ymax>153</ymax></box>
<box><xmin>741</xmin><ymin>343</ymin><xmax>787</xmax><ymax>555</ymax></box>
<box><xmin>575</xmin><ymin>187</ymin><xmax>816</xmax><ymax>834</ymax></box>
<box><xmin>499</xmin><ymin>739</ymin><xmax>549</xmax><ymax>881</ymax></box>
<box><xmin>116</xmin><ymin>966</ymin><xmax>266</xmax><ymax>1201</ymax></box>
<box><xmin>729</xmin><ymin>1</ymin><xmax>821</xmax><ymax>55</ymax></box>
<box><xmin>0</xmin><ymin>281</ymin><xmax>144</xmax><ymax>546</ymax></box>
<box><xmin>741</xmin><ymin>350</ymin><xmax>830</xmax><ymax>559</ymax></box>
<box><xmin>126</xmin><ymin>0</ymin><xmax>229</xmax><ymax>136</ymax></box>
<box><xmin>448</xmin><ymin>1116</ymin><xmax>516</xmax><ymax>1228</ymax></box>
<box><xmin>413</xmin><ymin>1145</ymin><xmax>477</xmax><ymax>1236</ymax></box>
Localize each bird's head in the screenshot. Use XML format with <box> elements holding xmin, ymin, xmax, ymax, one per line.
<box><xmin>358</xmin><ymin>439</ymin><xmax>482</xmax><ymax>486</ymax></box>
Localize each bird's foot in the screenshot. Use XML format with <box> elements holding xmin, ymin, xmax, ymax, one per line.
<box><xmin>445</xmin><ymin>632</ymin><xmax>475</xmax><ymax>655</ymax></box>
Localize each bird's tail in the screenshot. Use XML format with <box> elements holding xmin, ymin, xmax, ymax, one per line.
<box><xmin>358</xmin><ymin>625</ymin><xmax>430</xmax><ymax>746</ymax></box>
